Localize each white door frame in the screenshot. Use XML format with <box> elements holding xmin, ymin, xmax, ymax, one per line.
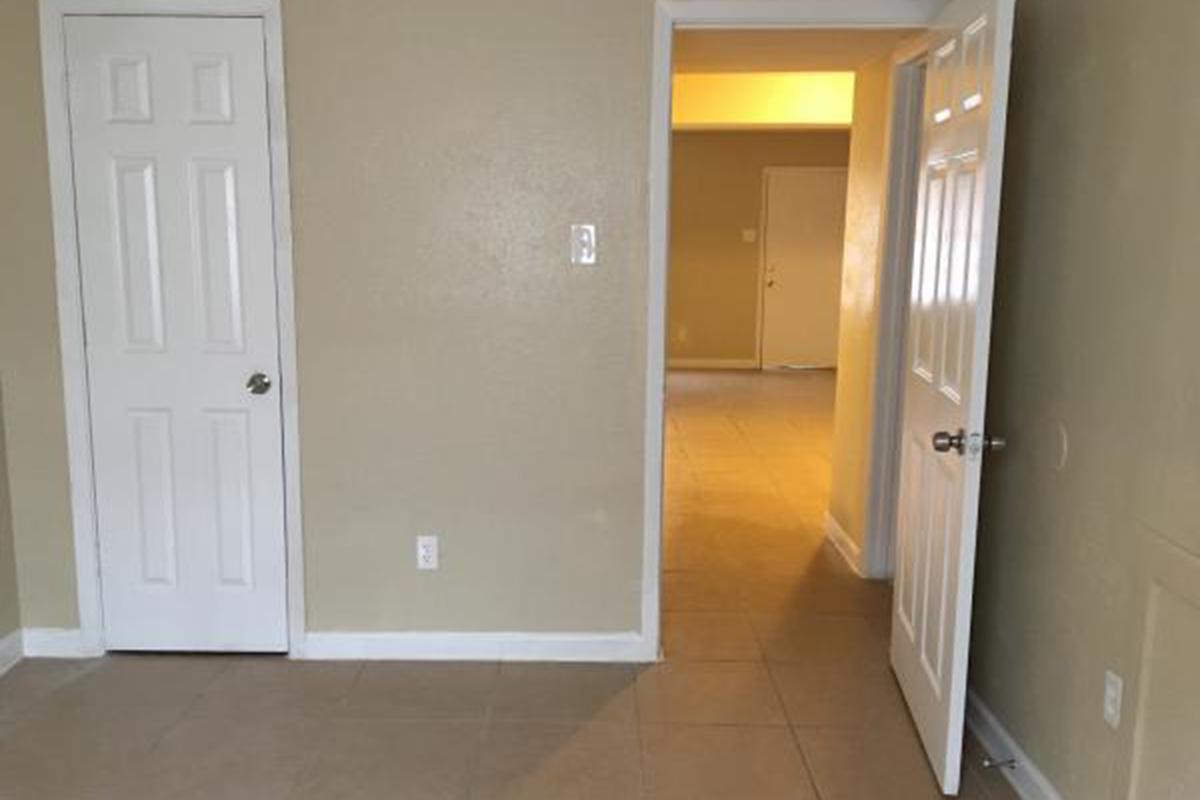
<box><xmin>756</xmin><ymin>165</ymin><xmax>851</xmax><ymax>371</ymax></box>
<box><xmin>39</xmin><ymin>0</ymin><xmax>305</xmax><ymax>657</ymax></box>
<box><xmin>644</xmin><ymin>0</ymin><xmax>945</xmax><ymax>651</ymax></box>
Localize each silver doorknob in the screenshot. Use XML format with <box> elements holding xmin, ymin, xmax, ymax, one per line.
<box><xmin>246</xmin><ymin>372</ymin><xmax>272</xmax><ymax>395</ymax></box>
<box><xmin>932</xmin><ymin>429</ymin><xmax>965</xmax><ymax>454</ymax></box>
<box><xmin>982</xmin><ymin>434</ymin><xmax>1007</xmax><ymax>452</ymax></box>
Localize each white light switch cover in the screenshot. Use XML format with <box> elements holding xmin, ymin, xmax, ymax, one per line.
<box><xmin>570</xmin><ymin>224</ymin><xmax>597</xmax><ymax>266</ymax></box>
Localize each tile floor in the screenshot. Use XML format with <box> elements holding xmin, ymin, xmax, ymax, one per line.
<box><xmin>0</xmin><ymin>370</ymin><xmax>1017</xmax><ymax>799</ymax></box>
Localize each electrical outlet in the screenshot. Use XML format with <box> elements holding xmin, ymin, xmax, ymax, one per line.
<box><xmin>1103</xmin><ymin>670</ymin><xmax>1124</xmax><ymax>730</ymax></box>
<box><xmin>416</xmin><ymin>535</ymin><xmax>439</xmax><ymax>571</ymax></box>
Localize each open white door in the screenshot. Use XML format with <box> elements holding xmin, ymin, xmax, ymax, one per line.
<box><xmin>890</xmin><ymin>0</ymin><xmax>1015</xmax><ymax>793</ymax></box>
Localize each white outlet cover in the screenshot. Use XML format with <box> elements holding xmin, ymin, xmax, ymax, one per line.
<box><xmin>416</xmin><ymin>535</ymin><xmax>439</xmax><ymax>571</ymax></box>
<box><xmin>1103</xmin><ymin>670</ymin><xmax>1124</xmax><ymax>729</ymax></box>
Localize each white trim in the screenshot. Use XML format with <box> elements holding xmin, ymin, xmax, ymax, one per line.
<box><xmin>967</xmin><ymin>690</ymin><xmax>1064</xmax><ymax>800</ymax></box>
<box><xmin>39</xmin><ymin>0</ymin><xmax>304</xmax><ymax>657</ymax></box>
<box><xmin>646</xmin><ymin>0</ymin><xmax>946</xmax><ymax>660</ymax></box>
<box><xmin>0</xmin><ymin>630</ymin><xmax>22</xmax><ymax>677</ymax></box>
<box><xmin>860</xmin><ymin>41</ymin><xmax>931</xmax><ymax>580</ymax></box>
<box><xmin>823</xmin><ymin>511</ymin><xmax>864</xmax><ymax>577</ymax></box>
<box><xmin>667</xmin><ymin>358</ymin><xmax>759</xmax><ymax>370</ymax></box>
<box><xmin>302</xmin><ymin>631</ymin><xmax>656</xmax><ymax>663</ymax></box>
<box><xmin>21</xmin><ymin>627</ymin><xmax>92</xmax><ymax>658</ymax></box>
<box><xmin>662</xmin><ymin>0</ymin><xmax>945</xmax><ymax>28</ymax></box>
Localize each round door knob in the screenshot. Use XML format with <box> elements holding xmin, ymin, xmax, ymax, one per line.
<box><xmin>246</xmin><ymin>372</ymin><xmax>272</xmax><ymax>395</ymax></box>
<box><xmin>932</xmin><ymin>429</ymin><xmax>965</xmax><ymax>454</ymax></box>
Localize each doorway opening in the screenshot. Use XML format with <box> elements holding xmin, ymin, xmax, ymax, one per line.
<box><xmin>659</xmin><ymin>20</ymin><xmax>920</xmax><ymax>701</ymax></box>
<box><xmin>644</xmin><ymin>1</ymin><xmax>1018</xmax><ymax>793</ymax></box>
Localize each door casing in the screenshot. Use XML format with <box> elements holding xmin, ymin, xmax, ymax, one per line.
<box><xmin>38</xmin><ymin>0</ymin><xmax>304</xmax><ymax>657</ymax></box>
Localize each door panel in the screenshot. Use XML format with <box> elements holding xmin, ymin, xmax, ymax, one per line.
<box><xmin>66</xmin><ymin>16</ymin><xmax>287</xmax><ymax>651</ymax></box>
<box><xmin>889</xmin><ymin>0</ymin><xmax>1015</xmax><ymax>793</ymax></box>
<box><xmin>760</xmin><ymin>168</ymin><xmax>848</xmax><ymax>368</ymax></box>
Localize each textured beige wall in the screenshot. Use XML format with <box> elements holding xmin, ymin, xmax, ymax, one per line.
<box><xmin>284</xmin><ymin>0</ymin><xmax>651</xmax><ymax>631</ymax></box>
<box><xmin>668</xmin><ymin>131</ymin><xmax>849</xmax><ymax>362</ymax></box>
<box><xmin>0</xmin><ymin>0</ymin><xmax>78</xmax><ymax>629</ymax></box>
<box><xmin>827</xmin><ymin>56</ymin><xmax>891</xmax><ymax>548</ymax></box>
<box><xmin>971</xmin><ymin>0</ymin><xmax>1200</xmax><ymax>796</ymax></box>
<box><xmin>0</xmin><ymin>386</ymin><xmax>20</xmax><ymax>637</ymax></box>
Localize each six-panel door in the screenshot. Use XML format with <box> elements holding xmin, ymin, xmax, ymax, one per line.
<box><xmin>889</xmin><ymin>0</ymin><xmax>1014</xmax><ymax>793</ymax></box>
<box><xmin>65</xmin><ymin>16</ymin><xmax>288</xmax><ymax>651</ymax></box>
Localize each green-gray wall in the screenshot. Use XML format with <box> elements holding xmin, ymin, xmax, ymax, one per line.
<box><xmin>972</xmin><ymin>1</ymin><xmax>1200</xmax><ymax>797</ymax></box>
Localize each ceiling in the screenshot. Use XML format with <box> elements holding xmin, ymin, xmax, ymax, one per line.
<box><xmin>673</xmin><ymin>29</ymin><xmax>921</xmax><ymax>74</ymax></box>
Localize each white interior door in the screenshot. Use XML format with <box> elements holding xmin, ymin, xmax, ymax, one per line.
<box><xmin>890</xmin><ymin>0</ymin><xmax>1014</xmax><ymax>793</ymax></box>
<box><xmin>760</xmin><ymin>167</ymin><xmax>848</xmax><ymax>368</ymax></box>
<box><xmin>66</xmin><ymin>16</ymin><xmax>288</xmax><ymax>651</ymax></box>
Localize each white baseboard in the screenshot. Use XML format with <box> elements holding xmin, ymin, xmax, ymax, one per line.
<box><xmin>21</xmin><ymin>627</ymin><xmax>97</xmax><ymax>658</ymax></box>
<box><xmin>300</xmin><ymin>631</ymin><xmax>656</xmax><ymax>662</ymax></box>
<box><xmin>667</xmin><ymin>358</ymin><xmax>759</xmax><ymax>370</ymax></box>
<box><xmin>823</xmin><ymin>511</ymin><xmax>864</xmax><ymax>578</ymax></box>
<box><xmin>0</xmin><ymin>629</ymin><xmax>22</xmax><ymax>677</ymax></box>
<box><xmin>966</xmin><ymin>690</ymin><xmax>1063</xmax><ymax>800</ymax></box>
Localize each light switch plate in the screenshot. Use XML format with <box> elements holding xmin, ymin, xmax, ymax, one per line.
<box><xmin>1103</xmin><ymin>669</ymin><xmax>1123</xmax><ymax>729</ymax></box>
<box><xmin>570</xmin><ymin>224</ymin><xmax>597</xmax><ymax>266</ymax></box>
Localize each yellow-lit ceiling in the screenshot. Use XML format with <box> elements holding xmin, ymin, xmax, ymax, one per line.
<box><xmin>672</xmin><ymin>71</ymin><xmax>856</xmax><ymax>130</ymax></box>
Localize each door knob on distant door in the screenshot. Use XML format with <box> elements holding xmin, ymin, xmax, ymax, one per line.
<box><xmin>246</xmin><ymin>372</ymin><xmax>272</xmax><ymax>395</ymax></box>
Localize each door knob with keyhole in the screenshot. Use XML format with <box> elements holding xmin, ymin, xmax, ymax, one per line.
<box><xmin>246</xmin><ymin>372</ymin><xmax>272</xmax><ymax>395</ymax></box>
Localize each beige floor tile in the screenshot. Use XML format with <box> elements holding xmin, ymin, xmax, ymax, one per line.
<box><xmin>471</xmin><ymin>720</ymin><xmax>642</xmax><ymax>800</ymax></box>
<box><xmin>796</xmin><ymin>721</ymin><xmax>994</xmax><ymax>800</ymax></box>
<box><xmin>38</xmin><ymin>654</ymin><xmax>233</xmax><ymax>717</ymax></box>
<box><xmin>770</xmin><ymin>659</ymin><xmax>909</xmax><ymax>728</ymax></box>
<box><xmin>661</xmin><ymin>611</ymin><xmax>762</xmax><ymax>661</ymax></box>
<box><xmin>0</xmin><ymin>703</ymin><xmax>185</xmax><ymax>799</ymax></box>
<box><xmin>0</xmin><ymin>658</ymin><xmax>103</xmax><ymax>722</ymax></box>
<box><xmin>188</xmin><ymin>657</ymin><xmax>362</xmax><ymax>719</ymax></box>
<box><xmin>289</xmin><ymin>719</ymin><xmax>481</xmax><ymax>800</ymax></box>
<box><xmin>751</xmin><ymin>612</ymin><xmax>888</xmax><ymax>665</ymax></box>
<box><xmin>131</xmin><ymin>715</ymin><xmax>325</xmax><ymax>799</ymax></box>
<box><xmin>339</xmin><ymin>662</ymin><xmax>497</xmax><ymax>720</ymax></box>
<box><xmin>661</xmin><ymin>570</ymin><xmax>743</xmax><ymax>612</ymax></box>
<box><xmin>641</xmin><ymin>723</ymin><xmax>817</xmax><ymax>800</ymax></box>
<box><xmin>635</xmin><ymin>661</ymin><xmax>786</xmax><ymax>725</ymax></box>
<box><xmin>489</xmin><ymin>663</ymin><xmax>636</xmax><ymax>723</ymax></box>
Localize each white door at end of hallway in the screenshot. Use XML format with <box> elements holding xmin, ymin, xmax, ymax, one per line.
<box><xmin>889</xmin><ymin>0</ymin><xmax>1015</xmax><ymax>793</ymax></box>
<box><xmin>65</xmin><ymin>16</ymin><xmax>288</xmax><ymax>651</ymax></box>
<box><xmin>759</xmin><ymin>167</ymin><xmax>848</xmax><ymax>369</ymax></box>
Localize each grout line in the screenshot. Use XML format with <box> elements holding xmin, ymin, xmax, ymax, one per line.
<box><xmin>761</xmin><ymin>657</ymin><xmax>826</xmax><ymax>800</ymax></box>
